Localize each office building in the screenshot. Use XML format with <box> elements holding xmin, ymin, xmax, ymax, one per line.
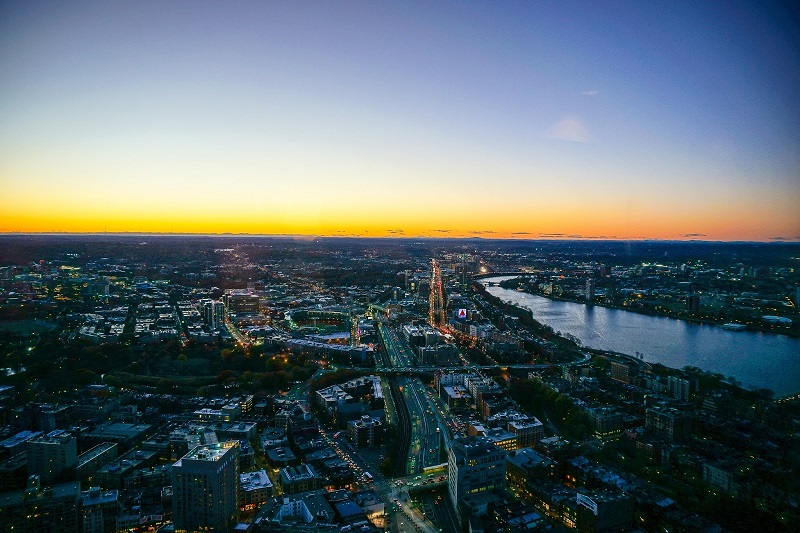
<box><xmin>94</xmin><ymin>449</ymin><xmax>157</xmax><ymax>489</ymax></box>
<box><xmin>0</xmin><ymin>430</ymin><xmax>43</xmax><ymax>458</ymax></box>
<box><xmin>202</xmin><ymin>299</ymin><xmax>226</xmax><ymax>331</ymax></box>
<box><xmin>447</xmin><ymin>436</ymin><xmax>506</xmax><ymax>510</ymax></box>
<box><xmin>484</xmin><ymin>427</ymin><xmax>518</xmax><ymax>452</ymax></box>
<box><xmin>223</xmin><ymin>291</ymin><xmax>260</xmax><ymax>316</ymax></box>
<box><xmin>575</xmin><ymin>490</ymin><xmax>634</xmax><ymax>532</ymax></box>
<box><xmin>0</xmin><ymin>453</ymin><xmax>28</xmax><ymax>490</ymax></box>
<box><xmin>172</xmin><ymin>442</ymin><xmax>240</xmax><ymax>533</ymax></box>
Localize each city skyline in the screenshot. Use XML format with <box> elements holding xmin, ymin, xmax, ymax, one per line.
<box><xmin>1</xmin><ymin>2</ymin><xmax>799</xmax><ymax>241</ymax></box>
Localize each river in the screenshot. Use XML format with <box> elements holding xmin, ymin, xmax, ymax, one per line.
<box><xmin>480</xmin><ymin>277</ymin><xmax>800</xmax><ymax>397</ymax></box>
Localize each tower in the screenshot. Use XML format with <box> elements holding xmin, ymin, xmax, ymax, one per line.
<box><xmin>351</xmin><ymin>315</ymin><xmax>361</xmax><ymax>347</ymax></box>
<box><xmin>172</xmin><ymin>442</ymin><xmax>239</xmax><ymax>533</ymax></box>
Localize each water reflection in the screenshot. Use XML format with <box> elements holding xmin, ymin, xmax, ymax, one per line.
<box><xmin>481</xmin><ymin>277</ymin><xmax>800</xmax><ymax>397</ymax></box>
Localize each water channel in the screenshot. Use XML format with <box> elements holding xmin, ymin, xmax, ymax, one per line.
<box><xmin>480</xmin><ymin>276</ymin><xmax>800</xmax><ymax>397</ymax></box>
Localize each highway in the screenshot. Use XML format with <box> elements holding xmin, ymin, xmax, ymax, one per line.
<box><xmin>399</xmin><ymin>376</ymin><xmax>445</xmax><ymax>474</ymax></box>
<box><xmin>379</xmin><ymin>323</ymin><xmax>415</xmax><ymax>368</ymax></box>
<box><xmin>379</xmin><ymin>324</ymin><xmax>450</xmax><ymax>475</ymax></box>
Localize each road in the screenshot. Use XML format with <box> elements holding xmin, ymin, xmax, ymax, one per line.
<box><xmin>285</xmin><ymin>366</ymin><xmax>329</xmax><ymax>401</ymax></box>
<box><xmin>399</xmin><ymin>377</ymin><xmax>445</xmax><ymax>474</ymax></box>
<box><xmin>378</xmin><ymin>324</ymin><xmax>449</xmax><ymax>475</ymax></box>
<box><xmin>224</xmin><ymin>319</ymin><xmax>250</xmax><ymax>347</ymax></box>
<box><xmin>317</xmin><ymin>425</ymin><xmax>448</xmax><ymax>533</ymax></box>
<box><xmin>379</xmin><ymin>323</ymin><xmax>415</xmax><ymax>368</ymax></box>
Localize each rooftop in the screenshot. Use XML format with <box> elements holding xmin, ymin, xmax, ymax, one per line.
<box><xmin>177</xmin><ymin>442</ymin><xmax>236</xmax><ymax>465</ymax></box>
<box><xmin>240</xmin><ymin>469</ymin><xmax>273</xmax><ymax>491</ymax></box>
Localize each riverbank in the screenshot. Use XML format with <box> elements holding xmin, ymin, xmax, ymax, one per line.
<box><xmin>499</xmin><ymin>279</ymin><xmax>799</xmax><ymax>338</ymax></box>
<box><xmin>478</xmin><ymin>277</ymin><xmax>800</xmax><ymax>398</ymax></box>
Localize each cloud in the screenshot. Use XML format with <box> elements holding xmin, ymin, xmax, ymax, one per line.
<box><xmin>469</xmin><ymin>230</ymin><xmax>496</xmax><ymax>235</ymax></box>
<box><xmin>545</xmin><ymin>115</ymin><xmax>591</xmax><ymax>143</ymax></box>
<box><xmin>681</xmin><ymin>233</ymin><xmax>707</xmax><ymax>238</ymax></box>
<box><xmin>511</xmin><ymin>232</ymin><xmax>532</xmax><ymax>235</ymax></box>
<box><xmin>771</xmin><ymin>236</ymin><xmax>788</xmax><ymax>241</ymax></box>
<box><xmin>386</xmin><ymin>229</ymin><xmax>405</xmax><ymax>235</ymax></box>
<box><xmin>538</xmin><ymin>233</ymin><xmax>567</xmax><ymax>238</ymax></box>
<box><xmin>581</xmin><ymin>90</ymin><xmax>598</xmax><ymax>96</ymax></box>
<box><xmin>433</xmin><ymin>229</ymin><xmax>452</xmax><ymax>233</ymax></box>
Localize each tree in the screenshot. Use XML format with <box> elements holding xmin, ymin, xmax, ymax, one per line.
<box><xmin>380</xmin><ymin>456</ymin><xmax>393</xmax><ymax>476</ymax></box>
<box><xmin>156</xmin><ymin>378</ymin><xmax>176</xmax><ymax>393</ymax></box>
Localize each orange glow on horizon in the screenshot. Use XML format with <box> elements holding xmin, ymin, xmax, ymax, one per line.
<box><xmin>2</xmin><ymin>168</ymin><xmax>797</xmax><ymax>242</ymax></box>
<box><xmin>1</xmin><ymin>210</ymin><xmax>796</xmax><ymax>242</ymax></box>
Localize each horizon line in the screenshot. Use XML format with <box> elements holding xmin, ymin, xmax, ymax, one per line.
<box><xmin>0</xmin><ymin>231</ymin><xmax>797</xmax><ymax>244</ymax></box>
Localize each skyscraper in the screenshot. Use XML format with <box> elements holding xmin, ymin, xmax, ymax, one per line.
<box><xmin>172</xmin><ymin>441</ymin><xmax>239</xmax><ymax>533</ymax></box>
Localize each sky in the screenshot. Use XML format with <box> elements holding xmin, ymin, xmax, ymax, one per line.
<box><xmin>1</xmin><ymin>1</ymin><xmax>798</xmax><ymax>241</ymax></box>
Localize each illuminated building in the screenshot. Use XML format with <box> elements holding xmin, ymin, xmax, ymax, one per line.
<box><xmin>172</xmin><ymin>442</ymin><xmax>240</xmax><ymax>533</ymax></box>
<box><xmin>447</xmin><ymin>436</ymin><xmax>506</xmax><ymax>510</ymax></box>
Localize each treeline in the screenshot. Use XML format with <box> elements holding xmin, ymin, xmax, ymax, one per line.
<box><xmin>509</xmin><ymin>378</ymin><xmax>592</xmax><ymax>440</ymax></box>
<box><xmin>309</xmin><ymin>369</ymin><xmax>371</xmax><ymax>392</ymax></box>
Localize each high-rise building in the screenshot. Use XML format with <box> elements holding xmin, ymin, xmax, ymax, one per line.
<box><xmin>172</xmin><ymin>442</ymin><xmax>239</xmax><ymax>533</ymax></box>
<box><xmin>667</xmin><ymin>375</ymin><xmax>693</xmax><ymax>401</ymax></box>
<box><xmin>585</xmin><ymin>278</ymin><xmax>596</xmax><ymax>302</ymax></box>
<box><xmin>27</xmin><ymin>430</ymin><xmax>77</xmax><ymax>484</ymax></box>
<box><xmin>223</xmin><ymin>291</ymin><xmax>260</xmax><ymax>317</ymax></box>
<box><xmin>447</xmin><ymin>436</ymin><xmax>506</xmax><ymax>510</ymax></box>
<box><xmin>202</xmin><ymin>300</ymin><xmax>226</xmax><ymax>331</ymax></box>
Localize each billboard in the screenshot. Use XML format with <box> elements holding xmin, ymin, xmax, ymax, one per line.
<box><xmin>456</xmin><ymin>308</ymin><xmax>468</xmax><ymax>320</ymax></box>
